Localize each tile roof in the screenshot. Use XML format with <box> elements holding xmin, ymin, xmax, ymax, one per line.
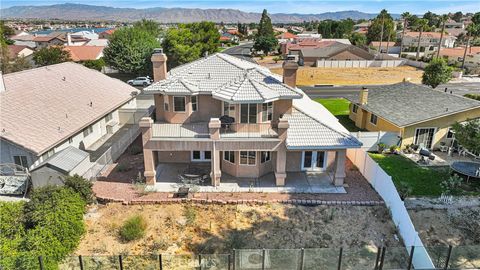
<box><xmin>31</xmin><ymin>146</ymin><xmax>89</xmax><ymax>173</ymax></box>
<box><xmin>145</xmin><ymin>53</ymin><xmax>303</xmax><ymax>103</ymax></box>
<box><xmin>439</xmin><ymin>47</ymin><xmax>480</xmax><ymax>57</ymax></box>
<box><xmin>345</xmin><ymin>82</ymin><xmax>480</xmax><ymax>127</ymax></box>
<box><xmin>286</xmin><ymin>92</ymin><xmax>362</xmax><ymax>149</ymax></box>
<box><xmin>0</xmin><ymin>62</ymin><xmax>138</xmax><ymax>155</ymax></box>
<box><xmin>64</xmin><ymin>46</ymin><xmax>104</xmax><ymax>61</ymax></box>
<box><xmin>300</xmin><ymin>43</ymin><xmax>375</xmax><ymax>60</ymax></box>
<box><xmin>7</xmin><ymin>45</ymin><xmax>33</xmax><ymax>58</ymax></box>
<box><xmin>404</xmin><ymin>32</ymin><xmax>455</xmax><ymax>39</ymax></box>
<box><xmin>370</xmin><ymin>41</ymin><xmax>397</xmax><ymax>47</ymax></box>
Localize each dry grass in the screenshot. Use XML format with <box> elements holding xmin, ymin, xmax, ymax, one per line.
<box><xmin>270</xmin><ymin>66</ymin><xmax>424</xmax><ymax>86</ymax></box>
<box><xmin>77</xmin><ymin>203</ymin><xmax>401</xmax><ymax>256</ymax></box>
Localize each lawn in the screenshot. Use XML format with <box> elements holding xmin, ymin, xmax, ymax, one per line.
<box><xmin>270</xmin><ymin>66</ymin><xmax>423</xmax><ymax>86</ymax></box>
<box><xmin>315</xmin><ymin>98</ymin><xmax>365</xmax><ymax>132</ymax></box>
<box><xmin>369</xmin><ymin>153</ymin><xmax>480</xmax><ymax>197</ymax></box>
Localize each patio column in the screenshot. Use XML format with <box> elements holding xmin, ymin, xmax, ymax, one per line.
<box><xmin>333</xmin><ymin>149</ymin><xmax>347</xmax><ymax>186</ymax></box>
<box><xmin>275</xmin><ymin>118</ymin><xmax>289</xmax><ymax>186</ymax></box>
<box><xmin>140</xmin><ymin>117</ymin><xmax>156</xmax><ymax>185</ymax></box>
<box><xmin>209</xmin><ymin>118</ymin><xmax>221</xmax><ymax>186</ymax></box>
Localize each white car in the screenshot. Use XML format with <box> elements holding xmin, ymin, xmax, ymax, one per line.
<box><xmin>127</xmin><ymin>77</ymin><xmax>152</xmax><ymax>86</ymax></box>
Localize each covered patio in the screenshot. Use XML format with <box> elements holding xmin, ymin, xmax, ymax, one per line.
<box><xmin>150</xmin><ymin>163</ymin><xmax>346</xmax><ymax>194</ymax></box>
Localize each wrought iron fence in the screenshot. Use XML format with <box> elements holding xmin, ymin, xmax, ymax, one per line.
<box><xmin>11</xmin><ymin>245</ymin><xmax>479</xmax><ymax>270</ymax></box>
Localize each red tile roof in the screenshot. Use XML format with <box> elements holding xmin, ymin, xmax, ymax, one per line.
<box><xmin>439</xmin><ymin>47</ymin><xmax>480</xmax><ymax>57</ymax></box>
<box><xmin>277</xmin><ymin>32</ymin><xmax>297</xmax><ymax>39</ymax></box>
<box><xmin>63</xmin><ymin>46</ymin><xmax>104</xmax><ymax>61</ymax></box>
<box><xmin>7</xmin><ymin>45</ymin><xmax>33</xmax><ymax>58</ymax></box>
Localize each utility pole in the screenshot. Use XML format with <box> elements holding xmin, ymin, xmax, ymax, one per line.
<box><xmin>461</xmin><ymin>34</ymin><xmax>470</xmax><ymax>69</ymax></box>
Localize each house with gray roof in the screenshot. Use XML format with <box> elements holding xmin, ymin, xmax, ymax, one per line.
<box><xmin>139</xmin><ymin>50</ymin><xmax>362</xmax><ymax>188</ymax></box>
<box><xmin>299</xmin><ymin>42</ymin><xmax>375</xmax><ymax>66</ymax></box>
<box><xmin>347</xmin><ymin>82</ymin><xmax>480</xmax><ymax>149</ymax></box>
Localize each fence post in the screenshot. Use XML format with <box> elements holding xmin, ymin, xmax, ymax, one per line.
<box><xmin>232</xmin><ymin>249</ymin><xmax>236</xmax><ymax>270</ymax></box>
<box><xmin>407</xmin><ymin>246</ymin><xmax>415</xmax><ymax>270</ymax></box>
<box><xmin>228</xmin><ymin>254</ymin><xmax>232</xmax><ymax>270</ymax></box>
<box><xmin>158</xmin><ymin>254</ymin><xmax>163</xmax><ymax>270</ymax></box>
<box><xmin>444</xmin><ymin>245</ymin><xmax>453</xmax><ymax>270</ymax></box>
<box><xmin>374</xmin><ymin>247</ymin><xmax>381</xmax><ymax>270</ymax></box>
<box><xmin>337</xmin><ymin>247</ymin><xmax>343</xmax><ymax>270</ymax></box>
<box><xmin>262</xmin><ymin>249</ymin><xmax>266</xmax><ymax>270</ymax></box>
<box><xmin>119</xmin><ymin>255</ymin><xmax>123</xmax><ymax>270</ymax></box>
<box><xmin>300</xmin><ymin>248</ymin><xmax>305</xmax><ymax>270</ymax></box>
<box><xmin>198</xmin><ymin>254</ymin><xmax>202</xmax><ymax>270</ymax></box>
<box><xmin>79</xmin><ymin>255</ymin><xmax>84</xmax><ymax>270</ymax></box>
<box><xmin>38</xmin><ymin>256</ymin><xmax>44</xmax><ymax>270</ymax></box>
<box><xmin>378</xmin><ymin>247</ymin><xmax>386</xmax><ymax>270</ymax></box>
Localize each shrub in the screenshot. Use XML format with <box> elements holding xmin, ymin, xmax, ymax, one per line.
<box><xmin>82</xmin><ymin>58</ymin><xmax>106</xmax><ymax>71</ymax></box>
<box><xmin>63</xmin><ymin>174</ymin><xmax>95</xmax><ymax>204</ymax></box>
<box><xmin>465</xmin><ymin>93</ymin><xmax>480</xmax><ymax>101</ymax></box>
<box><xmin>397</xmin><ymin>182</ymin><xmax>413</xmax><ymax>200</ymax></box>
<box><xmin>119</xmin><ymin>215</ymin><xmax>147</xmax><ymax>242</ymax></box>
<box><xmin>440</xmin><ymin>174</ymin><xmax>463</xmax><ymax>195</ymax></box>
<box><xmin>183</xmin><ymin>205</ymin><xmax>197</xmax><ymax>225</ymax></box>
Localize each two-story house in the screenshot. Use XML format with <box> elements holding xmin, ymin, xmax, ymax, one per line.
<box><xmin>139</xmin><ymin>50</ymin><xmax>362</xmax><ymax>188</ymax></box>
<box><xmin>401</xmin><ymin>32</ymin><xmax>456</xmax><ymax>55</ymax></box>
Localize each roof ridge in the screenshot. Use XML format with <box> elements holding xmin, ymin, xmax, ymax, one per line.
<box><xmin>2</xmin><ymin>61</ymin><xmax>78</xmax><ymax>78</ymax></box>
<box><xmin>216</xmin><ymin>53</ymin><xmax>251</xmax><ymax>71</ymax></box>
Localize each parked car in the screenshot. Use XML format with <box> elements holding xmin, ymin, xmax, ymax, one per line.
<box><xmin>127</xmin><ymin>77</ymin><xmax>152</xmax><ymax>86</ymax></box>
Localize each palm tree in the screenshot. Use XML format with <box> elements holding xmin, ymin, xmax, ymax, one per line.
<box><xmin>399</xmin><ymin>12</ymin><xmax>411</xmax><ymax>57</ymax></box>
<box><xmin>462</xmin><ymin>23</ymin><xmax>480</xmax><ymax>68</ymax></box>
<box><xmin>436</xmin><ymin>15</ymin><xmax>449</xmax><ymax>58</ymax></box>
<box><xmin>414</xmin><ymin>19</ymin><xmax>429</xmax><ymax>61</ymax></box>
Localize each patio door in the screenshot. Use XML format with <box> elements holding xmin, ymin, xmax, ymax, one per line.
<box><xmin>302</xmin><ymin>151</ymin><xmax>326</xmax><ymax>171</ymax></box>
<box><xmin>414</xmin><ymin>128</ymin><xmax>436</xmax><ymax>149</ymax></box>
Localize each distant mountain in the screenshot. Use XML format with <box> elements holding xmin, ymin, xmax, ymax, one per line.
<box><xmin>0</xmin><ymin>3</ymin><xmax>399</xmax><ymax>23</ymax></box>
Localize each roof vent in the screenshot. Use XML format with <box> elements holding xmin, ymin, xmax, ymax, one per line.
<box><xmin>89</xmin><ymin>101</ymin><xmax>93</xmax><ymax>107</ymax></box>
<box><xmin>62</xmin><ymin>76</ymin><xmax>66</xmax><ymax>81</ymax></box>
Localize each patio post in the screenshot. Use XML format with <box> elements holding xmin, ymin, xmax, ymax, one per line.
<box><xmin>209</xmin><ymin>119</ymin><xmax>222</xmax><ymax>186</ymax></box>
<box><xmin>140</xmin><ymin>117</ymin><xmax>156</xmax><ymax>185</ymax></box>
<box><xmin>333</xmin><ymin>149</ymin><xmax>347</xmax><ymax>186</ymax></box>
<box><xmin>274</xmin><ymin>118</ymin><xmax>289</xmax><ymax>186</ymax></box>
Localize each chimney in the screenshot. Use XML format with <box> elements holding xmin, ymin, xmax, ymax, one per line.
<box><xmin>151</xmin><ymin>48</ymin><xmax>168</xmax><ymax>82</ymax></box>
<box><xmin>66</xmin><ymin>32</ymin><xmax>73</xmax><ymax>46</ymax></box>
<box><xmin>359</xmin><ymin>87</ymin><xmax>368</xmax><ymax>105</ymax></box>
<box><xmin>282</xmin><ymin>60</ymin><xmax>299</xmax><ymax>88</ymax></box>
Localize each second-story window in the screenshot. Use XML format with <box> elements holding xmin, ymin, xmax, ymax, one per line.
<box><xmin>173</xmin><ymin>96</ymin><xmax>186</xmax><ymax>112</ymax></box>
<box><xmin>370</xmin><ymin>114</ymin><xmax>378</xmax><ymax>125</ymax></box>
<box><xmin>191</xmin><ymin>96</ymin><xmax>198</xmax><ymax>112</ymax></box>
<box><xmin>83</xmin><ymin>126</ymin><xmax>93</xmax><ymax>137</ymax></box>
<box><xmin>261</xmin><ymin>102</ymin><xmax>273</xmax><ymax>122</ymax></box>
<box><xmin>164</xmin><ymin>95</ymin><xmax>169</xmax><ymax>111</ymax></box>
<box><xmin>105</xmin><ymin>113</ymin><xmax>113</xmax><ymax>122</ymax></box>
<box><xmin>352</xmin><ymin>104</ymin><xmax>358</xmax><ymax>113</ymax></box>
<box><xmin>241</xmin><ymin>104</ymin><xmax>257</xmax><ymax>123</ymax></box>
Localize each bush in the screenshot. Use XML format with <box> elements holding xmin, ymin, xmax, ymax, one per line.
<box><xmin>82</xmin><ymin>58</ymin><xmax>106</xmax><ymax>71</ymax></box>
<box><xmin>63</xmin><ymin>174</ymin><xmax>94</xmax><ymax>204</ymax></box>
<box><xmin>465</xmin><ymin>93</ymin><xmax>480</xmax><ymax>101</ymax></box>
<box><xmin>119</xmin><ymin>215</ymin><xmax>147</xmax><ymax>242</ymax></box>
<box><xmin>183</xmin><ymin>205</ymin><xmax>197</xmax><ymax>225</ymax></box>
<box><xmin>0</xmin><ymin>185</ymin><xmax>87</xmax><ymax>270</ymax></box>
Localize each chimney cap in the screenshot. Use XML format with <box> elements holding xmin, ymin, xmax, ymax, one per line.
<box><xmin>361</xmin><ymin>86</ymin><xmax>368</xmax><ymax>90</ymax></box>
<box><xmin>153</xmin><ymin>48</ymin><xmax>164</xmax><ymax>54</ymax></box>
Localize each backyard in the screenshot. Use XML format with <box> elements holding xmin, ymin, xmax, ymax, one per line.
<box><xmin>369</xmin><ymin>153</ymin><xmax>480</xmax><ymax>197</ymax></box>
<box><xmin>315</xmin><ymin>98</ymin><xmax>364</xmax><ymax>132</ymax></box>
<box><xmin>77</xmin><ymin>203</ymin><xmax>402</xmax><ymax>256</ymax></box>
<box><xmin>270</xmin><ymin>66</ymin><xmax>423</xmax><ymax>86</ymax></box>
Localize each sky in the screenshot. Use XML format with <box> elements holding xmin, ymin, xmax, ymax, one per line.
<box><xmin>1</xmin><ymin>0</ymin><xmax>479</xmax><ymax>14</ymax></box>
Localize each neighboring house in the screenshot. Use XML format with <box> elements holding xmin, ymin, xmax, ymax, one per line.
<box><xmin>401</xmin><ymin>32</ymin><xmax>456</xmax><ymax>54</ymax></box>
<box><xmin>139</xmin><ymin>50</ymin><xmax>362</xmax><ymax>187</ymax></box>
<box><xmin>439</xmin><ymin>46</ymin><xmax>480</xmax><ymax>67</ymax></box>
<box><xmin>33</xmin><ymin>35</ymin><xmax>65</xmax><ymax>49</ymax></box>
<box><xmin>7</xmin><ymin>45</ymin><xmax>34</xmax><ymax>59</ymax></box>
<box><xmin>10</xmin><ymin>33</ymin><xmax>37</xmax><ymax>48</ymax></box>
<box><xmin>71</xmin><ymin>30</ymin><xmax>99</xmax><ymax>40</ymax></box>
<box><xmin>299</xmin><ymin>42</ymin><xmax>376</xmax><ymax>66</ymax></box>
<box><xmin>276</xmin><ymin>32</ymin><xmax>297</xmax><ymax>43</ymax></box>
<box><xmin>86</xmin><ymin>39</ymin><xmax>109</xmax><ymax>46</ymax></box>
<box><xmin>354</xmin><ymin>22</ymin><xmax>370</xmax><ymax>34</ymax></box>
<box><xmin>99</xmin><ymin>29</ymin><xmax>116</xmax><ymax>39</ymax></box>
<box><xmin>369</xmin><ymin>41</ymin><xmax>399</xmax><ymax>54</ymax></box>
<box><xmin>347</xmin><ymin>83</ymin><xmax>480</xmax><ymax>150</ymax></box>
<box><xmin>219</xmin><ymin>32</ymin><xmax>239</xmax><ymax>43</ymax></box>
<box><xmin>281</xmin><ymin>38</ymin><xmax>351</xmax><ymax>56</ymax></box>
<box><xmin>63</xmin><ymin>46</ymin><xmax>104</xmax><ymax>62</ymax></box>
<box><xmin>0</xmin><ymin>62</ymin><xmax>142</xmax><ymax>186</ymax></box>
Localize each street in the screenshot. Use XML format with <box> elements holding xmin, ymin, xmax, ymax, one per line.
<box><xmin>222</xmin><ymin>42</ymin><xmax>256</xmax><ymax>63</ymax></box>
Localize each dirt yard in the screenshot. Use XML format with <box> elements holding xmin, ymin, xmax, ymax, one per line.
<box><xmin>77</xmin><ymin>203</ymin><xmax>402</xmax><ymax>256</ymax></box>
<box><xmin>270</xmin><ymin>66</ymin><xmax>423</xmax><ymax>86</ymax></box>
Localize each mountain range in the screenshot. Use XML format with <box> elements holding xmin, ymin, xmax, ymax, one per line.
<box><xmin>1</xmin><ymin>3</ymin><xmax>400</xmax><ymax>23</ymax></box>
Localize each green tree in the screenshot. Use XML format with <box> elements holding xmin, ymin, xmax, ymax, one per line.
<box><xmin>452</xmin><ymin>11</ymin><xmax>463</xmax><ymax>22</ymax></box>
<box><xmin>412</xmin><ymin>18</ymin><xmax>429</xmax><ymax>60</ymax></box>
<box><xmin>103</xmin><ymin>26</ymin><xmax>161</xmax><ymax>75</ymax></box>
<box><xmin>399</xmin><ymin>12</ymin><xmax>412</xmax><ymax>57</ymax></box>
<box><xmin>423</xmin><ymin>11</ymin><xmax>440</xmax><ymax>28</ymax></box>
<box><xmin>82</xmin><ymin>58</ymin><xmax>106</xmax><ymax>71</ymax></box>
<box><xmin>257</xmin><ymin>9</ymin><xmax>274</xmax><ymax>37</ymax></box>
<box><xmin>63</xmin><ymin>174</ymin><xmax>95</xmax><ymax>204</ymax></box>
<box><xmin>162</xmin><ymin>22</ymin><xmax>220</xmax><ymax>68</ymax></box>
<box><xmin>133</xmin><ymin>19</ymin><xmax>162</xmax><ymax>37</ymax></box>
<box><xmin>349</xmin><ymin>32</ymin><xmax>367</xmax><ymax>46</ymax></box>
<box><xmin>452</xmin><ymin>120</ymin><xmax>480</xmax><ymax>154</ymax></box>
<box><xmin>0</xmin><ymin>21</ymin><xmax>15</xmax><ymax>45</ymax></box>
<box><xmin>366</xmin><ymin>9</ymin><xmax>396</xmax><ymax>43</ymax></box>
<box><xmin>33</xmin><ymin>46</ymin><xmax>72</xmax><ymax>67</ymax></box>
<box><xmin>436</xmin><ymin>14</ymin><xmax>449</xmax><ymax>58</ymax></box>
<box><xmin>422</xmin><ymin>58</ymin><xmax>453</xmax><ymax>88</ymax></box>
<box><xmin>253</xmin><ymin>35</ymin><xmax>278</xmax><ymax>55</ymax></box>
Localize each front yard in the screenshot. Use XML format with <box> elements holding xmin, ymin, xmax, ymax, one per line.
<box><xmin>369</xmin><ymin>153</ymin><xmax>480</xmax><ymax>197</ymax></box>
<box><xmin>315</xmin><ymin>98</ymin><xmax>364</xmax><ymax>132</ymax></box>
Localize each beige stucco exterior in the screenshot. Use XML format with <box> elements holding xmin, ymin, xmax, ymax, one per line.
<box><xmin>349</xmin><ymin>102</ymin><xmax>480</xmax><ymax>149</ymax></box>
